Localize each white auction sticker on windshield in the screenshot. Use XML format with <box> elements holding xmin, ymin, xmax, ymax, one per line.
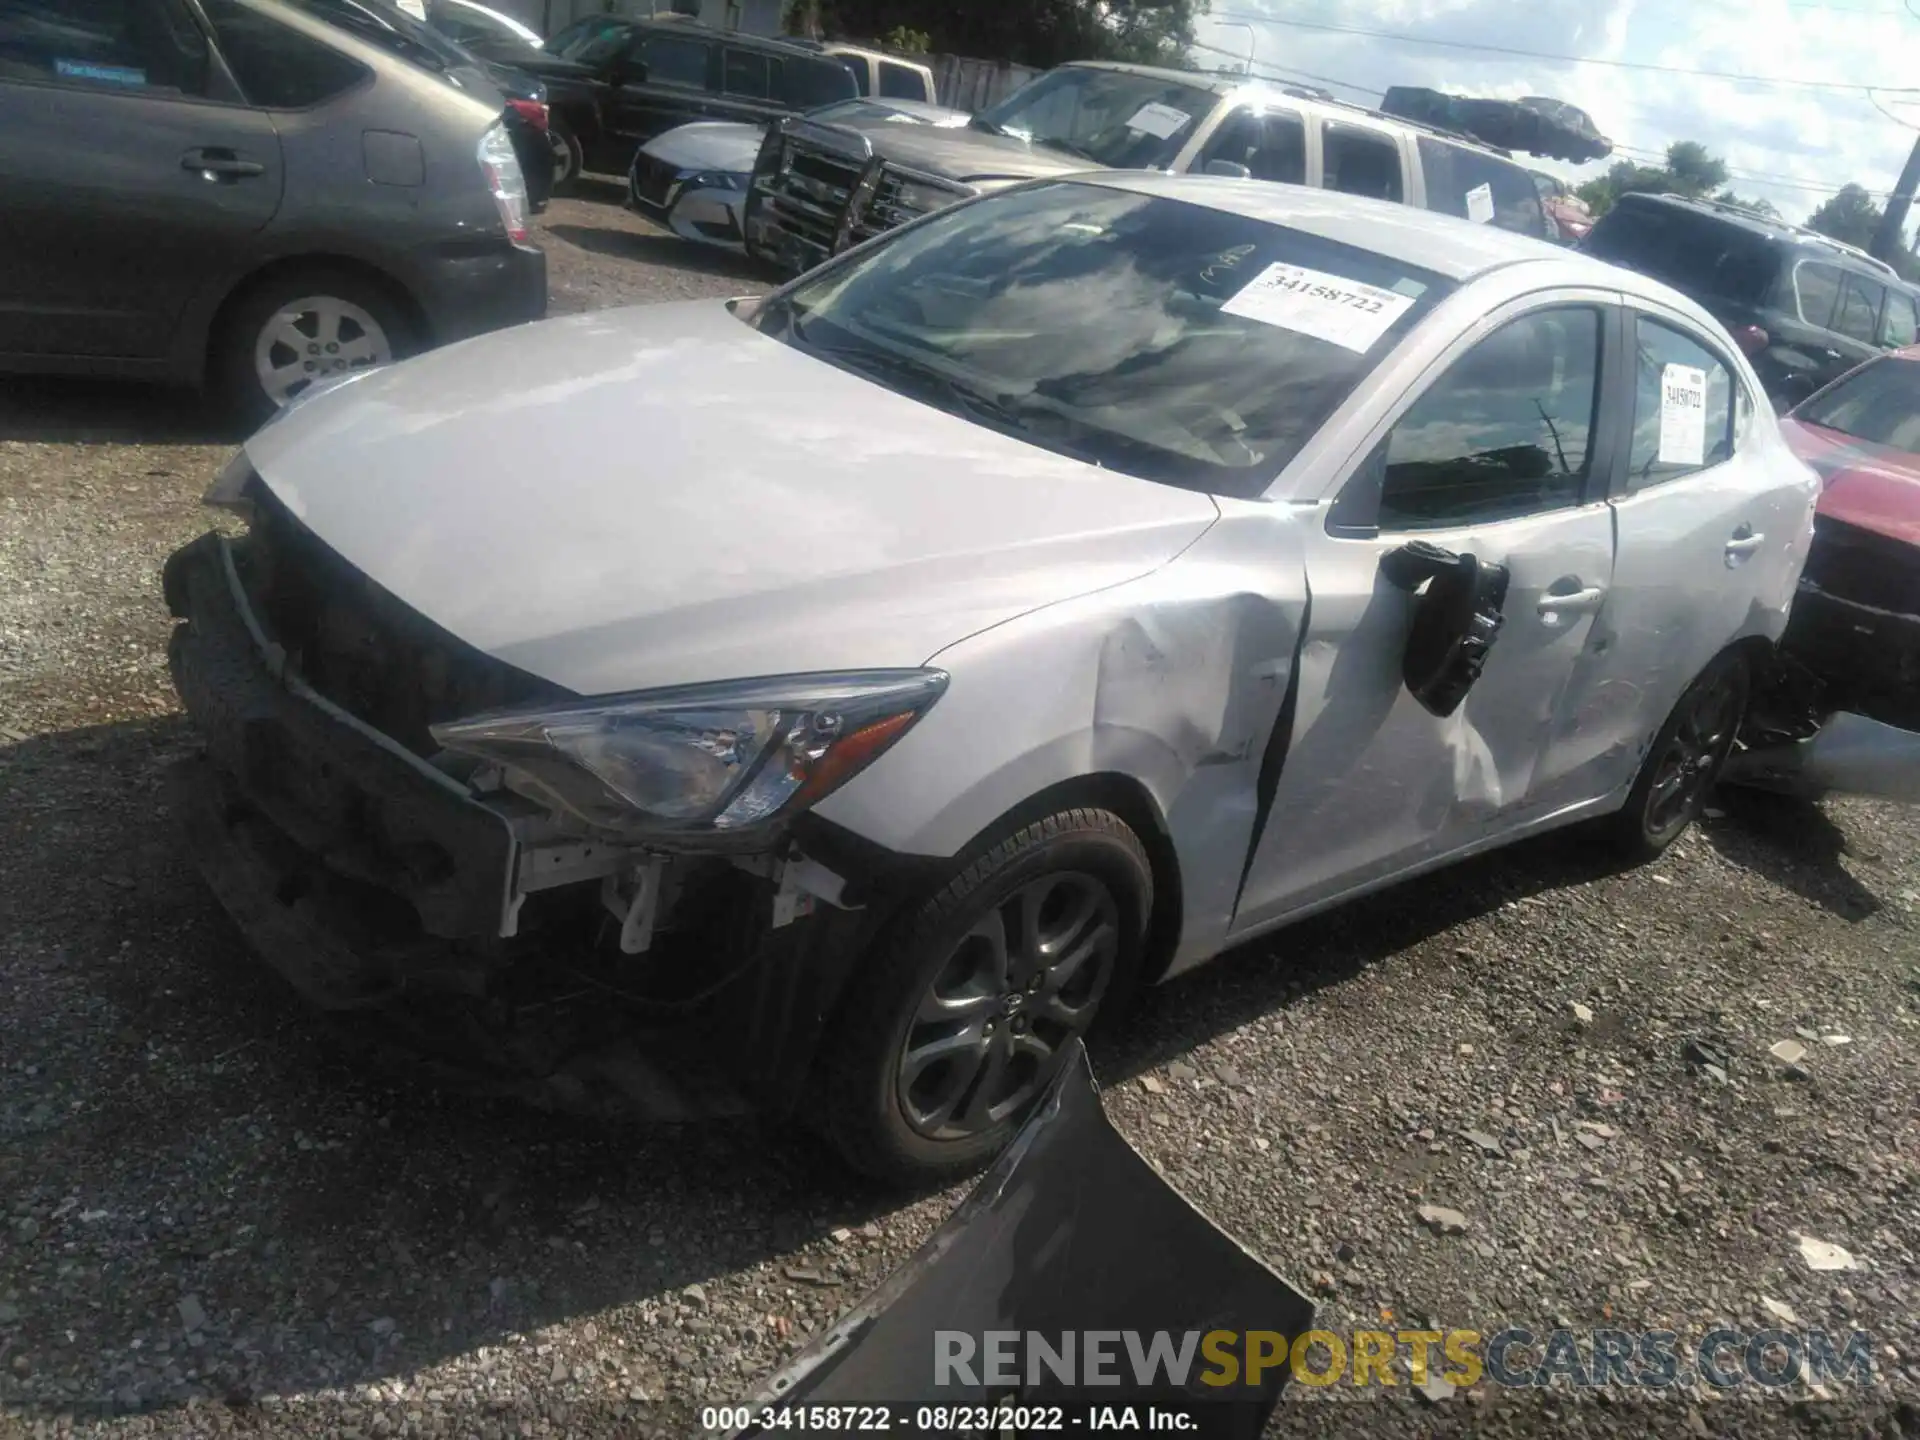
<box><xmin>1220</xmin><ymin>262</ymin><xmax>1415</xmax><ymax>352</ymax></box>
<box><xmin>1658</xmin><ymin>362</ymin><xmax>1708</xmax><ymax>465</ymax></box>
<box><xmin>1465</xmin><ymin>182</ymin><xmax>1495</xmax><ymax>223</ymax></box>
<box><xmin>1125</xmin><ymin>101</ymin><xmax>1191</xmax><ymax>138</ymax></box>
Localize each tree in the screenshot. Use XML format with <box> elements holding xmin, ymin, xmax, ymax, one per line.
<box><xmin>1575</xmin><ymin>141</ymin><xmax>1732</xmax><ymax>218</ymax></box>
<box><xmin>1806</xmin><ymin>183</ymin><xmax>1884</xmax><ymax>251</ymax></box>
<box><xmin>1714</xmin><ymin>190</ymin><xmax>1780</xmax><ymax>219</ymax></box>
<box><xmin>813</xmin><ymin>0</ymin><xmax>1199</xmax><ymax>67</ymax></box>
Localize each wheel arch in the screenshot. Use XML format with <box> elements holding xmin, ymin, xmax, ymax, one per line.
<box><xmin>185</xmin><ymin>254</ymin><xmax>429</xmax><ymax>387</ymax></box>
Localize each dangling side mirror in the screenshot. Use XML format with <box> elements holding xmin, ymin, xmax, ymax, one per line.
<box><xmin>1380</xmin><ymin>540</ymin><xmax>1511</xmax><ymax>718</ymax></box>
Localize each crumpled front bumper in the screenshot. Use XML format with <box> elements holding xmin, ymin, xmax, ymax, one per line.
<box><xmin>1780</xmin><ymin>578</ymin><xmax>1920</xmax><ymax>734</ymax></box>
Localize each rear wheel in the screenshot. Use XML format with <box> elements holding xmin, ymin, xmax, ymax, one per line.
<box><xmin>213</xmin><ymin>267</ymin><xmax>415</xmax><ymax>428</ymax></box>
<box><xmin>1602</xmin><ymin>649</ymin><xmax>1751</xmax><ymax>861</ymax></box>
<box><xmin>549</xmin><ymin>117</ymin><xmax>583</xmax><ymax>194</ymax></box>
<box><xmin>821</xmin><ymin>808</ymin><xmax>1152</xmax><ymax>1189</ymax></box>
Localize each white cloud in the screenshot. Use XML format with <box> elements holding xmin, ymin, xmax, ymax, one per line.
<box><xmin>1193</xmin><ymin>0</ymin><xmax>1920</xmax><ymax>225</ymax></box>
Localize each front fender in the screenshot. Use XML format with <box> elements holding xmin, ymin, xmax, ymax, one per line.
<box><xmin>812</xmin><ymin>508</ymin><xmax>1310</xmax><ymax>967</ymax></box>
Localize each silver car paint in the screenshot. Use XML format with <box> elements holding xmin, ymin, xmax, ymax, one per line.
<box><xmin>640</xmin><ymin>121</ymin><xmax>766</xmax><ymax>176</ymax></box>
<box><xmin>243</xmin><ymin>301</ymin><xmax>1220</xmax><ymax>696</ymax></box>
<box><xmin>241</xmin><ymin>178</ymin><xmax>1819</xmax><ymax>982</ymax></box>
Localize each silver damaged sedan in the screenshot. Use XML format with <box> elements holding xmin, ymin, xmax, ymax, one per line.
<box><xmin>163</xmin><ymin>174</ymin><xmax>1819</xmax><ymax>1185</ymax></box>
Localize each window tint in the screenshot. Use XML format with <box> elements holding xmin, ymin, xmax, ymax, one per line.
<box><xmin>877</xmin><ymin>59</ymin><xmax>925</xmax><ymax>100</ymax></box>
<box><xmin>1198</xmin><ymin>108</ymin><xmax>1305</xmax><ymax>185</ymax></box>
<box><xmin>760</xmin><ymin>181</ymin><xmax>1456</xmax><ymax>497</ymax></box>
<box><xmin>1795</xmin><ymin>261</ymin><xmax>1843</xmax><ymax>328</ymax></box>
<box><xmin>548</xmin><ymin>17</ymin><xmax>626</xmax><ymax>62</ymax></box>
<box><xmin>285</xmin><ymin>0</ymin><xmax>463</xmax><ymax>73</ymax></box>
<box><xmin>200</xmin><ymin>0</ymin><xmax>367</xmax><ymax>106</ymax></box>
<box><xmin>1377</xmin><ymin>308</ymin><xmax>1601</xmax><ymax>529</ymax></box>
<box><xmin>1322</xmin><ymin>123</ymin><xmax>1403</xmax><ymax>203</ymax></box>
<box><xmin>1882</xmin><ymin>289</ymin><xmax>1919</xmax><ymax>348</ymax></box>
<box><xmin>641</xmin><ymin>33</ymin><xmax>708</xmax><ymax>88</ymax></box>
<box><xmin>1582</xmin><ymin>201</ymin><xmax>1780</xmax><ymax>306</ymax></box>
<box><xmin>427</xmin><ymin>0</ymin><xmax>524</xmax><ymax>46</ymax></box>
<box><xmin>0</xmin><ymin>0</ymin><xmax>209</xmax><ymax>93</ymax></box>
<box><xmin>1627</xmin><ymin>317</ymin><xmax>1736</xmax><ymax>486</ymax></box>
<box><xmin>781</xmin><ymin>54</ymin><xmax>857</xmax><ymax>108</ymax></box>
<box><xmin>1833</xmin><ymin>272</ymin><xmax>1884</xmax><ymax>345</ymax></box>
<box><xmin>1417</xmin><ymin>137</ymin><xmax>1548</xmax><ymax>238</ymax></box>
<box><xmin>721</xmin><ymin>45</ymin><xmax>767</xmax><ymax>98</ymax></box>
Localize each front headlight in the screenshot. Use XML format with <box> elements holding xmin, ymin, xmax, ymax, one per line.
<box><xmin>431</xmin><ymin>669</ymin><xmax>947</xmax><ymax>840</ymax></box>
<box><xmin>894</xmin><ymin>178</ymin><xmax>965</xmax><ymax>214</ymax></box>
<box><xmin>682</xmin><ymin>169</ymin><xmax>746</xmax><ymax>193</ymax></box>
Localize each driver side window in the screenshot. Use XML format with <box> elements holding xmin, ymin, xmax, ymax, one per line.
<box><xmin>1375</xmin><ymin>307</ymin><xmax>1603</xmax><ymax>531</ymax></box>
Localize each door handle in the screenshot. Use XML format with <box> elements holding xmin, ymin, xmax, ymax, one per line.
<box><xmin>182</xmin><ymin>148</ymin><xmax>266</xmax><ymax>180</ymax></box>
<box><xmin>1725</xmin><ymin>529</ymin><xmax>1766</xmax><ymax>558</ymax></box>
<box><xmin>1537</xmin><ymin>585</ymin><xmax>1607</xmax><ymax>616</ymax></box>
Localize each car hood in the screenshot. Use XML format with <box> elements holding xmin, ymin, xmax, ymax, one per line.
<box><xmin>842</xmin><ymin>121</ymin><xmax>1094</xmax><ymax>185</ymax></box>
<box><xmin>642</xmin><ymin>120</ymin><xmax>764</xmax><ymax>173</ymax></box>
<box><xmin>242</xmin><ymin>302</ymin><xmax>1219</xmax><ymax>697</ymax></box>
<box><xmin>1781</xmin><ymin>417</ymin><xmax>1920</xmax><ymax>549</ymax></box>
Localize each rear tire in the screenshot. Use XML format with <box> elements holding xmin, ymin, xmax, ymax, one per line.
<box><xmin>212</xmin><ymin>267</ymin><xmax>415</xmax><ymax>430</ymax></box>
<box><xmin>549</xmin><ymin>117</ymin><xmax>583</xmax><ymax>195</ymax></box>
<box><xmin>1600</xmin><ymin>648</ymin><xmax>1751</xmax><ymax>862</ymax></box>
<box><xmin>821</xmin><ymin>808</ymin><xmax>1152</xmax><ymax>1189</ymax></box>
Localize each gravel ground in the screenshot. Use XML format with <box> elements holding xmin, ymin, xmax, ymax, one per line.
<box><xmin>3</xmin><ymin>191</ymin><xmax>1919</xmax><ymax>1440</ymax></box>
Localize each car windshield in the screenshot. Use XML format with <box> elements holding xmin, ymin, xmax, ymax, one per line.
<box><xmin>1581</xmin><ymin>202</ymin><xmax>1780</xmax><ymax>306</ymax></box>
<box><xmin>1796</xmin><ymin>356</ymin><xmax>1920</xmax><ymax>453</ymax></box>
<box><xmin>971</xmin><ymin>67</ymin><xmax>1216</xmax><ymax>169</ymax></box>
<box><xmin>286</xmin><ymin>0</ymin><xmax>469</xmax><ymax>73</ymax></box>
<box><xmin>751</xmin><ymin>180</ymin><xmax>1455</xmax><ymax>497</ymax></box>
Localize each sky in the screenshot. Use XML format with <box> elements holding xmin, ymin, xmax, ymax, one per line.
<box><xmin>1188</xmin><ymin>0</ymin><xmax>1920</xmax><ymax>228</ymax></box>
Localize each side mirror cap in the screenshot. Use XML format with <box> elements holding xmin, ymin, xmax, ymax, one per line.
<box><xmin>1203</xmin><ymin>159</ymin><xmax>1252</xmax><ymax>179</ymax></box>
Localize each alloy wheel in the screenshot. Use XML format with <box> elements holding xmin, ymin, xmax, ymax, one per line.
<box><xmin>895</xmin><ymin>873</ymin><xmax>1119</xmax><ymax>1141</ymax></box>
<box><xmin>253</xmin><ymin>296</ymin><xmax>391</xmax><ymax>408</ymax></box>
<box><xmin>1644</xmin><ymin>671</ymin><xmax>1743</xmax><ymax>835</ymax></box>
<box><xmin>549</xmin><ymin>128</ymin><xmax>577</xmax><ymax>186</ymax></box>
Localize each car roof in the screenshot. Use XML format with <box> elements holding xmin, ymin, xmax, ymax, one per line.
<box><xmin>1090</xmin><ymin>172</ymin><xmax>1615</xmax><ymax>282</ymax></box>
<box><xmin>601</xmin><ymin>16</ymin><xmax>841</xmax><ymax>61</ymax></box>
<box><xmin>1606</xmin><ymin>191</ymin><xmax>1901</xmax><ymax>278</ymax></box>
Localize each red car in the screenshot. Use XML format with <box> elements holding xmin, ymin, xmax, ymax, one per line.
<box><xmin>1776</xmin><ymin>347</ymin><xmax>1920</xmax><ymax>730</ymax></box>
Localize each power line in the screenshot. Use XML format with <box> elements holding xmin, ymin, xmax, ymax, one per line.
<box><xmin>1611</xmin><ymin>142</ymin><xmax>1897</xmax><ymax>197</ymax></box>
<box><xmin>1204</xmin><ymin>9</ymin><xmax>1920</xmax><ymax>93</ymax></box>
<box><xmin>1186</xmin><ymin>39</ymin><xmax>1379</xmax><ymax>98</ymax></box>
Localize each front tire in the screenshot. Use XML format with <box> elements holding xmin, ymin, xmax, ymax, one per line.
<box><xmin>1602</xmin><ymin>648</ymin><xmax>1751</xmax><ymax>861</ymax></box>
<box><xmin>822</xmin><ymin>808</ymin><xmax>1152</xmax><ymax>1189</ymax></box>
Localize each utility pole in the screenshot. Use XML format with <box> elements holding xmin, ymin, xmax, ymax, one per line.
<box><xmin>1872</xmin><ymin>131</ymin><xmax>1920</xmax><ymax>265</ymax></box>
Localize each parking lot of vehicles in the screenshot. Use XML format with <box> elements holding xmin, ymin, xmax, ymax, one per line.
<box><xmin>744</xmin><ymin>60</ymin><xmax>1553</xmax><ymax>275</ymax></box>
<box><xmin>161</xmin><ymin>175</ymin><xmax>1823</xmax><ymax>1184</ymax></box>
<box><xmin>0</xmin><ymin>0</ymin><xmax>546</xmax><ymax>422</ymax></box>
<box><xmin>1581</xmin><ymin>192</ymin><xmax>1920</xmax><ymax>408</ymax></box>
<box><xmin>5</xmin><ymin>180</ymin><xmax>1920</xmax><ymax>1437</ymax></box>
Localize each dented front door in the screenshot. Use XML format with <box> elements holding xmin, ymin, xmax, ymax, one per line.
<box><xmin>1229</xmin><ymin>300</ymin><xmax>1623</xmax><ymax>934</ymax></box>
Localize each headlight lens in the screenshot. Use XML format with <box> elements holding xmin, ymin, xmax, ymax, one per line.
<box><xmin>894</xmin><ymin>178</ymin><xmax>965</xmax><ymax>214</ymax></box>
<box><xmin>431</xmin><ymin>669</ymin><xmax>947</xmax><ymax>839</ymax></box>
<box><xmin>683</xmin><ymin>169</ymin><xmax>745</xmax><ymax>192</ymax></box>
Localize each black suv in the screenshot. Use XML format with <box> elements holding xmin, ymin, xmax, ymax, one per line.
<box><xmin>1581</xmin><ymin>192</ymin><xmax>1920</xmax><ymax>407</ymax></box>
<box><xmin>506</xmin><ymin>17</ymin><xmax>858</xmax><ymax>189</ymax></box>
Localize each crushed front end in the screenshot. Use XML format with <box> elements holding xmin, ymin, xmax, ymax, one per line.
<box><xmin>162</xmin><ymin>482</ymin><xmax>909</xmax><ymax>1119</ymax></box>
<box><xmin>1775</xmin><ymin>512</ymin><xmax>1920</xmax><ymax>734</ymax></box>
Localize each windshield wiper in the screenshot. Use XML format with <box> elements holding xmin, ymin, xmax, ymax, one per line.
<box><xmin>822</xmin><ymin>344</ymin><xmax>1032</xmax><ymax>429</ymax></box>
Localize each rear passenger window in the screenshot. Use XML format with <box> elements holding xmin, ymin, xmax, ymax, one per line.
<box><xmin>781</xmin><ymin>55</ymin><xmax>858</xmax><ymax>108</ymax></box>
<box><xmin>1322</xmin><ymin>123</ymin><xmax>1403</xmax><ymax>203</ymax></box>
<box><xmin>1795</xmin><ymin>262</ymin><xmax>1843</xmax><ymax>328</ymax></box>
<box><xmin>1198</xmin><ymin>108</ymin><xmax>1305</xmax><ymax>184</ymax></box>
<box><xmin>1416</xmin><ymin>137</ymin><xmax>1548</xmax><ymax>238</ymax></box>
<box><xmin>1627</xmin><ymin>318</ymin><xmax>1736</xmax><ymax>487</ymax></box>
<box><xmin>1882</xmin><ymin>289</ymin><xmax>1919</xmax><ymax>348</ymax></box>
<box><xmin>1833</xmin><ymin>273</ymin><xmax>1885</xmax><ymax>345</ymax></box>
<box><xmin>642</xmin><ymin>33</ymin><xmax>709</xmax><ymax>88</ymax></box>
<box><xmin>200</xmin><ymin>0</ymin><xmax>366</xmax><ymax>107</ymax></box>
<box><xmin>877</xmin><ymin>59</ymin><xmax>925</xmax><ymax>101</ymax></box>
<box><xmin>721</xmin><ymin>46</ymin><xmax>768</xmax><ymax>98</ymax></box>
<box><xmin>0</xmin><ymin>0</ymin><xmax>209</xmax><ymax>94</ymax></box>
<box><xmin>1377</xmin><ymin>308</ymin><xmax>1601</xmax><ymax>529</ymax></box>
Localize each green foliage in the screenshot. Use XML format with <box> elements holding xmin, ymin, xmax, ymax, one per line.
<box><xmin>1575</xmin><ymin>141</ymin><xmax>1731</xmax><ymax>217</ymax></box>
<box><xmin>1805</xmin><ymin>183</ymin><xmax>1884</xmax><ymax>251</ymax></box>
<box><xmin>880</xmin><ymin>24</ymin><xmax>932</xmax><ymax>53</ymax></box>
<box><xmin>814</xmin><ymin>0</ymin><xmax>1199</xmax><ymax>68</ymax></box>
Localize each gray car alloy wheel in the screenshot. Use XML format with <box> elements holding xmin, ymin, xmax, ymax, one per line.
<box><xmin>1643</xmin><ymin>668</ymin><xmax>1743</xmax><ymax>835</ymax></box>
<box><xmin>253</xmin><ymin>296</ymin><xmax>393</xmax><ymax>408</ymax></box>
<box><xmin>549</xmin><ymin>127</ymin><xmax>578</xmax><ymax>185</ymax></box>
<box><xmin>895</xmin><ymin>872</ymin><xmax>1119</xmax><ymax>1142</ymax></box>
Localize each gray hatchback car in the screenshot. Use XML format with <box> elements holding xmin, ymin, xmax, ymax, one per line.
<box><xmin>0</xmin><ymin>0</ymin><xmax>547</xmax><ymax>420</ymax></box>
